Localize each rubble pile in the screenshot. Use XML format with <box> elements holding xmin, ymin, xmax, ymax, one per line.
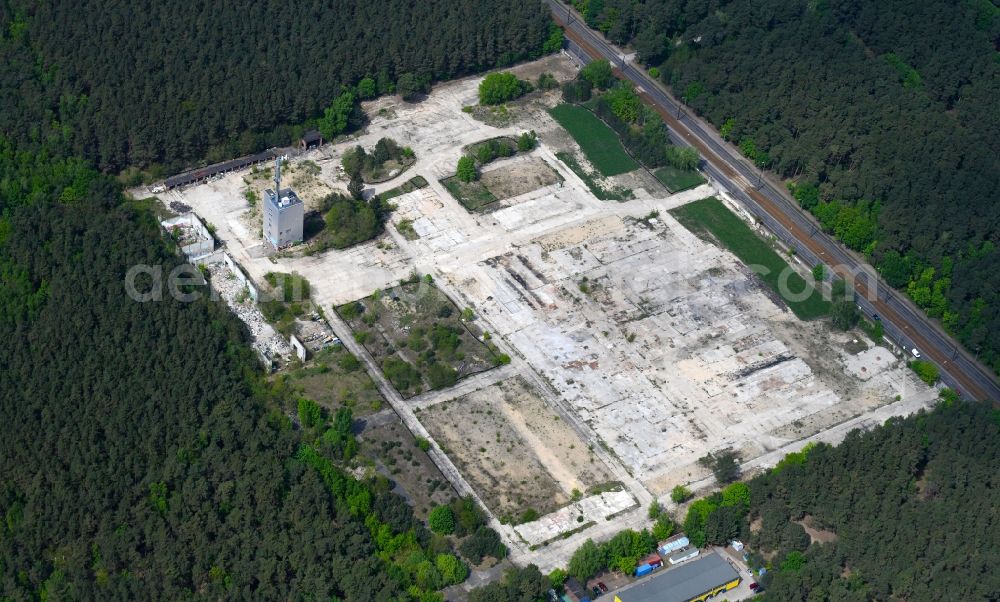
<box><xmin>208</xmin><ymin>262</ymin><xmax>292</xmax><ymax>360</ymax></box>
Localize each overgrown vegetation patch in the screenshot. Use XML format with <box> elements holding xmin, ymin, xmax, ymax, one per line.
<box><xmin>443</xmin><ymin>133</ymin><xmax>541</xmax><ymax>212</ymax></box>
<box><xmin>441</xmin><ymin>176</ymin><xmax>499</xmax><ymax>212</ymax></box>
<box><xmin>335</xmin><ymin>278</ymin><xmax>503</xmax><ymax>397</ymax></box>
<box><xmin>306</xmin><ymin>193</ymin><xmax>391</xmax><ymax>253</ymax></box>
<box><xmin>342</xmin><ymin>137</ymin><xmax>416</xmax><ymax>184</ymax></box>
<box><xmin>277</xmin><ymin>345</ymin><xmax>384</xmax><ymax>415</ymax></box>
<box><xmin>259</xmin><ymin>271</ymin><xmax>314</xmax><ymax>335</ymax></box>
<box><xmin>654</xmin><ymin>165</ymin><xmax>706</xmax><ymax>192</ymax></box>
<box><xmin>671</xmin><ymin>197</ymin><xmax>830</xmax><ymax>320</ymax></box>
<box><xmin>380</xmin><ymin>175</ymin><xmax>428</xmax><ymax>202</ymax></box>
<box><xmin>548</xmin><ymin>104</ymin><xmax>638</xmax><ymax>176</ymax></box>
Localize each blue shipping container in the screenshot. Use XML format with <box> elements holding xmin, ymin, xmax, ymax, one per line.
<box><xmin>635</xmin><ymin>563</ymin><xmax>653</xmax><ymax>577</ymax></box>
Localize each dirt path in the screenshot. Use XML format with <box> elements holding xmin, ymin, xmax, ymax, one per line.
<box><xmin>498</xmin><ymin>391</ymin><xmax>584</xmax><ymax>495</ymax></box>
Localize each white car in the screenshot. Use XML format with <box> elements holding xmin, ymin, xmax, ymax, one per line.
<box><xmin>911</xmin><ymin>348</ymin><xmax>922</xmax><ymax>359</ymax></box>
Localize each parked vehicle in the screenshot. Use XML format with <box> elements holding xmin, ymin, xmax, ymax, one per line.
<box><xmin>597</xmin><ymin>582</ymin><xmax>608</xmax><ymax>593</ymax></box>
<box><xmin>911</xmin><ymin>347</ymin><xmax>922</xmax><ymax>359</ymax></box>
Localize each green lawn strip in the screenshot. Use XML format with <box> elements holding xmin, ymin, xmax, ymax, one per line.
<box><xmin>548</xmin><ymin>104</ymin><xmax>638</xmax><ymax>177</ymax></box>
<box><xmin>441</xmin><ymin>175</ymin><xmax>498</xmax><ymax>212</ymax></box>
<box><xmin>554</xmin><ymin>152</ymin><xmax>630</xmax><ymax>202</ymax></box>
<box><xmin>654</xmin><ymin>165</ymin><xmax>706</xmax><ymax>192</ymax></box>
<box><xmin>379</xmin><ymin>175</ymin><xmax>428</xmax><ymax>201</ymax></box>
<box><xmin>671</xmin><ymin>197</ymin><xmax>830</xmax><ymax>320</ymax></box>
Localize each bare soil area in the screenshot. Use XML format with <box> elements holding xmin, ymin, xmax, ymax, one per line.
<box><xmin>795</xmin><ymin>514</ymin><xmax>839</xmax><ymax>544</ymax></box>
<box><xmin>504</xmin><ymin>54</ymin><xmax>579</xmax><ymax>83</ymax></box>
<box><xmin>420</xmin><ymin>376</ymin><xmax>611</xmax><ymax>522</ymax></box>
<box><xmin>481</xmin><ymin>157</ymin><xmax>561</xmax><ymax>201</ymax></box>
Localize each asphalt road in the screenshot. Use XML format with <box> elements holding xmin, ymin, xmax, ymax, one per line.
<box><xmin>545</xmin><ymin>0</ymin><xmax>1000</xmax><ymax>401</ymax></box>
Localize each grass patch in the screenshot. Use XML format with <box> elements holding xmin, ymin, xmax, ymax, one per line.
<box><xmin>671</xmin><ymin>197</ymin><xmax>831</xmax><ymax>320</ymax></box>
<box><xmin>554</xmin><ymin>152</ymin><xmax>631</xmax><ymax>201</ymax></box>
<box><xmin>654</xmin><ymin>165</ymin><xmax>706</xmax><ymax>192</ymax></box>
<box><xmin>466</xmin><ymin>103</ymin><xmax>515</xmax><ymax>127</ymax></box>
<box><xmin>395</xmin><ymin>218</ymin><xmax>418</xmax><ymax>240</ymax></box>
<box><xmin>379</xmin><ymin>175</ymin><xmax>428</xmax><ymax>202</ymax></box>
<box><xmin>548</xmin><ymin>104</ymin><xmax>638</xmax><ymax>177</ymax></box>
<box><xmin>441</xmin><ymin>175</ymin><xmax>498</xmax><ymax>212</ymax></box>
<box><xmin>586</xmin><ymin>481</ymin><xmax>624</xmax><ymax>495</ymax></box>
<box><xmin>279</xmin><ymin>345</ymin><xmax>383</xmax><ymax>415</ymax></box>
<box><xmin>259</xmin><ymin>272</ymin><xmax>314</xmax><ymax>335</ymax></box>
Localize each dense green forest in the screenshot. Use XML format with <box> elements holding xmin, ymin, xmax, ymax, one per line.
<box><xmin>0</xmin><ymin>144</ymin><xmax>478</xmax><ymax>599</ymax></box>
<box><xmin>569</xmin><ymin>0</ymin><xmax>1000</xmax><ymax>374</ymax></box>
<box><xmin>0</xmin><ymin>0</ymin><xmax>551</xmax><ymax>597</ymax></box>
<box><xmin>0</xmin><ymin>0</ymin><xmax>551</xmax><ymax>173</ymax></box>
<box><xmin>677</xmin><ymin>401</ymin><xmax>1000</xmax><ymax>601</ymax></box>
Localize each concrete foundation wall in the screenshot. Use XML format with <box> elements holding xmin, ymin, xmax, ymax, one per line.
<box><xmin>224</xmin><ymin>253</ymin><xmax>259</xmax><ymax>301</ymax></box>
<box><xmin>162</xmin><ymin>213</ymin><xmax>215</xmax><ymax>260</ymax></box>
<box><xmin>289</xmin><ymin>334</ymin><xmax>308</xmax><ymax>362</ymax></box>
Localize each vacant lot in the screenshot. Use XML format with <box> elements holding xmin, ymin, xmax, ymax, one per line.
<box><xmin>481</xmin><ymin>157</ymin><xmax>561</xmax><ymax>201</ymax></box>
<box><xmin>420</xmin><ymin>376</ymin><xmax>612</xmax><ymax>523</ymax></box>
<box><xmin>281</xmin><ymin>345</ymin><xmax>384</xmax><ymax>416</ymax></box>
<box><xmin>359</xmin><ymin>415</ymin><xmax>456</xmax><ymax>518</ymax></box>
<box><xmin>554</xmin><ymin>152</ymin><xmax>631</xmax><ymax>201</ymax></box>
<box><xmin>672</xmin><ymin>197</ymin><xmax>831</xmax><ymax>320</ymax></box>
<box><xmin>655</xmin><ymin>165</ymin><xmax>706</xmax><ymax>193</ymax></box>
<box><xmin>444</xmin><ymin>157</ymin><xmax>562</xmax><ymax>213</ymax></box>
<box><xmin>336</xmin><ymin>281</ymin><xmax>500</xmax><ymax>397</ymax></box>
<box><xmin>442</xmin><ymin>175</ymin><xmax>498</xmax><ymax>212</ymax></box>
<box><xmin>548</xmin><ymin>104</ymin><xmax>638</xmax><ymax>177</ymax></box>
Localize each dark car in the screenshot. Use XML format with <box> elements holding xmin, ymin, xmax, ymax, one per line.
<box><xmin>597</xmin><ymin>582</ymin><xmax>609</xmax><ymax>593</ymax></box>
<box><xmin>592</xmin><ymin>585</ymin><xmax>602</xmax><ymax>597</ymax></box>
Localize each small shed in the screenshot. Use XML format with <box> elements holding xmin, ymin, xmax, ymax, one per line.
<box><xmin>299</xmin><ymin>129</ymin><xmax>324</xmax><ymax>150</ymax></box>
<box><xmin>667</xmin><ymin>547</ymin><xmax>699</xmax><ymax>565</ymax></box>
<box><xmin>642</xmin><ymin>553</ymin><xmax>664</xmax><ymax>569</ymax></box>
